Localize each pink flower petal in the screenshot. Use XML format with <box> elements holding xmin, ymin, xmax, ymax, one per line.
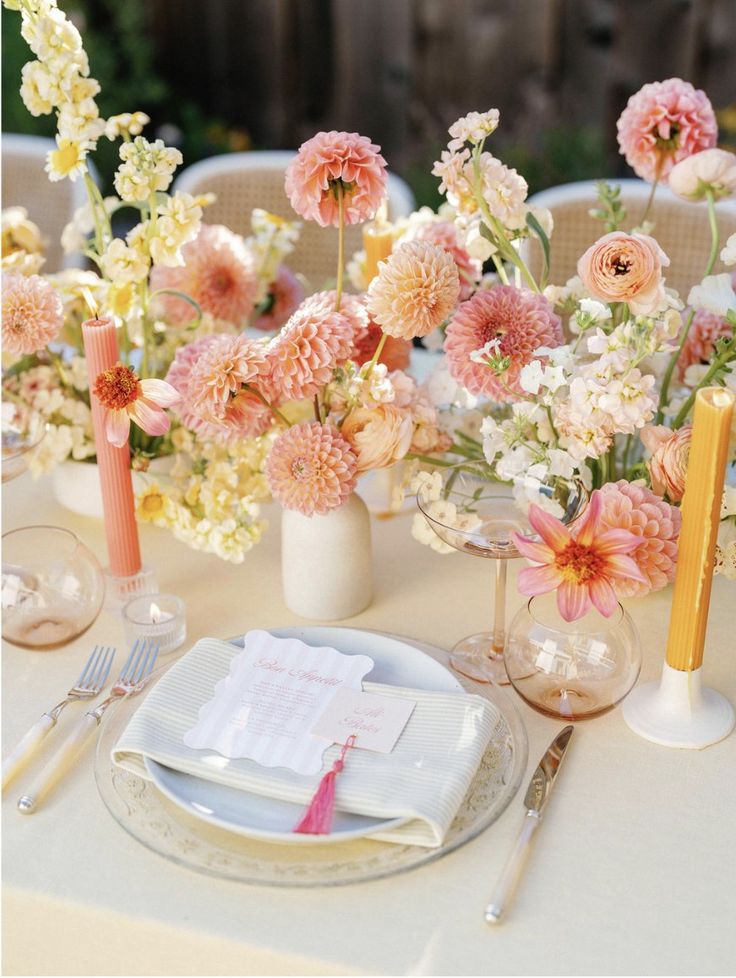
<box><xmin>574</xmin><ymin>491</ymin><xmax>602</xmax><ymax>547</ymax></box>
<box><xmin>128</xmin><ymin>398</ymin><xmax>170</xmax><ymax>437</ymax></box>
<box><xmin>517</xmin><ymin>564</ymin><xmax>562</xmax><ymax>597</ymax></box>
<box><xmin>606</xmin><ymin>554</ymin><xmax>649</xmax><ymax>584</ymax></box>
<box><xmin>511</xmin><ymin>535</ymin><xmax>555</xmax><ymax>564</ymax></box>
<box><xmin>589</xmin><ymin>577</ymin><xmax>619</xmax><ymax>617</ymax></box>
<box><xmin>105</xmin><ymin>408</ymin><xmax>130</xmax><ymax>448</ymax></box>
<box><xmin>596</xmin><ymin>529</ymin><xmax>643</xmax><ymax>555</ymax></box>
<box><xmin>527</xmin><ymin>503</ymin><xmax>571</xmax><ymax>552</ymax></box>
<box><xmin>556</xmin><ymin>581</ymin><xmax>591</xmax><ymax>622</ymax></box>
<box><xmin>140</xmin><ymin>378</ymin><xmax>181</xmax><ymax>408</ymax></box>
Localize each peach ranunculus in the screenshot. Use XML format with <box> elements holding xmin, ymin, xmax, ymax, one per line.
<box><xmin>340</xmin><ymin>403</ymin><xmax>413</xmax><ymax>472</ymax></box>
<box><xmin>640</xmin><ymin>424</ymin><xmax>692</xmax><ymax>502</ymax></box>
<box><xmin>577</xmin><ymin>232</ymin><xmax>669</xmax><ymax>315</ymax></box>
<box><xmin>284</xmin><ymin>131</ymin><xmax>388</xmax><ymax>228</ymax></box>
<box><xmin>668</xmin><ymin>148</ymin><xmax>736</xmax><ymax>202</ymax></box>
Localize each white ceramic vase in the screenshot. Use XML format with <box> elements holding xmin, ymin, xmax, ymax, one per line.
<box><xmin>51</xmin><ymin>458</ymin><xmax>172</xmax><ymax>519</ymax></box>
<box><xmin>281</xmin><ymin>493</ymin><xmax>373</xmax><ymax>620</ymax></box>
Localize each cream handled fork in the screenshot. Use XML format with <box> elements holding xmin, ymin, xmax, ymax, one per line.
<box><xmin>17</xmin><ymin>639</ymin><xmax>160</xmax><ymax>814</ymax></box>
<box><xmin>2</xmin><ymin>645</ymin><xmax>116</xmax><ymax>789</ymax></box>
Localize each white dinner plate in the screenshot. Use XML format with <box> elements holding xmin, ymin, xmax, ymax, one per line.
<box><xmin>144</xmin><ymin>626</ymin><xmax>463</xmax><ymax>846</ymax></box>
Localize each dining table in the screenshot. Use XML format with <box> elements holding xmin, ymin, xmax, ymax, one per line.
<box><xmin>2</xmin><ymin>470</ymin><xmax>735</xmax><ymax>977</ymax></box>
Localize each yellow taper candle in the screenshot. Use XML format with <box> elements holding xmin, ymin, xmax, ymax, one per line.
<box><xmin>665</xmin><ymin>386</ymin><xmax>735</xmax><ymax>672</ymax></box>
<box><xmin>362</xmin><ymin>201</ymin><xmax>394</xmax><ymax>284</ymax></box>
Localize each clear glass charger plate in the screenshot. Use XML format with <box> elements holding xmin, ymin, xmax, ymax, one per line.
<box><xmin>94</xmin><ymin>629</ymin><xmax>528</xmax><ymax>887</ymax></box>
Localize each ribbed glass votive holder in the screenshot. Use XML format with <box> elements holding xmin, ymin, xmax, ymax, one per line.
<box><xmin>121</xmin><ymin>593</ymin><xmax>187</xmax><ymax>656</ymax></box>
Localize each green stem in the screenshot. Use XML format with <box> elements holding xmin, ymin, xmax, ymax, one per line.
<box><xmin>335</xmin><ymin>184</ymin><xmax>345</xmax><ymax>311</ymax></box>
<box><xmin>243</xmin><ymin>384</ymin><xmax>290</xmax><ymax>426</ymax></box>
<box><xmin>313</xmin><ymin>394</ymin><xmax>322</xmax><ymax>424</ymax></box>
<box><xmin>83</xmin><ymin>173</ymin><xmax>106</xmax><ymax>256</ymax></box>
<box><xmin>492</xmin><ymin>255</ymin><xmax>510</xmax><ymax>285</ymax></box>
<box><xmin>639</xmin><ymin>177</ymin><xmax>659</xmax><ymax>226</ymax></box>
<box><xmin>672</xmin><ymin>340</ymin><xmax>736</xmax><ymax>428</ymax></box>
<box><xmin>704</xmin><ymin>189</ymin><xmax>720</xmax><ymax>277</ymax></box>
<box><xmin>622</xmin><ymin>433</ymin><xmax>633</xmax><ymax>476</ymax></box>
<box><xmin>364</xmin><ymin>332</ymin><xmax>388</xmax><ymax>380</ymax></box>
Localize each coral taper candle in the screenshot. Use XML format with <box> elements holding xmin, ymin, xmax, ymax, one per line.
<box><xmin>665</xmin><ymin>387</ymin><xmax>734</xmax><ymax>672</ymax></box>
<box><xmin>82</xmin><ymin>317</ymin><xmax>142</xmax><ymax>577</ymax></box>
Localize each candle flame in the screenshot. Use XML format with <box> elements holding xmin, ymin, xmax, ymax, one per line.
<box><xmin>150</xmin><ymin>601</ymin><xmax>162</xmax><ymax>624</ymax></box>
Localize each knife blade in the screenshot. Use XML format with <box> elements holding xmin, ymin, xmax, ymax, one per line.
<box><xmin>485</xmin><ymin>725</ymin><xmax>574</xmax><ymax>924</ymax></box>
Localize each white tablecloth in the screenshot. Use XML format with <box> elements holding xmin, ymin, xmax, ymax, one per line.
<box><xmin>3</xmin><ymin>473</ymin><xmax>735</xmax><ymax>976</ymax></box>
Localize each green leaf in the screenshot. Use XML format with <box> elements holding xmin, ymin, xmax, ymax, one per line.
<box><xmin>525</xmin><ymin>211</ymin><xmax>550</xmax><ymax>289</ymax></box>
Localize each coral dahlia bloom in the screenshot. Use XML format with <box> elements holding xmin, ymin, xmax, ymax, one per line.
<box><xmin>676</xmin><ymin>307</ymin><xmax>732</xmax><ymax>378</ymax></box>
<box><xmin>577</xmin><ymin>232</ymin><xmax>669</xmax><ymax>316</ymax></box>
<box><xmin>444</xmin><ymin>286</ymin><xmax>563</xmax><ymax>401</ymax></box>
<box><xmin>2</xmin><ymin>273</ymin><xmax>63</xmax><ymax>355</ymax></box>
<box><xmin>350</xmin><ymin>318</ymin><xmax>412</xmax><ymax>372</ymax></box>
<box><xmin>639</xmin><ymin>425</ymin><xmax>692</xmax><ymax>502</ymax></box>
<box><xmin>285</xmin><ymin>131</ymin><xmax>388</xmax><ymax>227</ymax></box>
<box><xmin>265</xmin><ymin>293</ymin><xmax>355</xmax><ymax>402</ymax></box>
<box><xmin>150</xmin><ymin>224</ymin><xmax>259</xmax><ymax>328</ymax></box>
<box><xmin>616</xmin><ymin>78</ymin><xmax>717</xmax><ymax>184</ymax></box>
<box><xmin>252</xmin><ymin>265</ymin><xmax>305</xmax><ymax>331</ymax></box>
<box><xmin>513</xmin><ymin>491</ymin><xmax>647</xmax><ymax>621</ymax></box>
<box><xmin>93</xmin><ymin>362</ymin><xmax>180</xmax><ymax>447</ymax></box>
<box><xmin>412</xmin><ymin>220</ymin><xmax>481</xmax><ymax>300</ymax></box>
<box><xmin>366</xmin><ymin>240</ymin><xmax>460</xmax><ymax>340</ymax></box>
<box><xmin>599</xmin><ymin>480</ymin><xmax>681</xmax><ymax>596</ymax></box>
<box><xmin>266</xmin><ymin>422</ymin><xmax>358</xmax><ymax>516</ymax></box>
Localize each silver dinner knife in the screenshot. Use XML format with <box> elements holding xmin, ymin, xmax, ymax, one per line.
<box><xmin>485</xmin><ymin>724</ymin><xmax>574</xmax><ymax>924</ymax></box>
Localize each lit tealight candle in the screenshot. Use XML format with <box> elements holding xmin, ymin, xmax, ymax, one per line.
<box><xmin>122</xmin><ymin>593</ymin><xmax>186</xmax><ymax>657</ymax></box>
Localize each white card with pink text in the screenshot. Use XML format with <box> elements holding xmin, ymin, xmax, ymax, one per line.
<box><xmin>183</xmin><ymin>630</ymin><xmax>374</xmax><ymax>775</ymax></box>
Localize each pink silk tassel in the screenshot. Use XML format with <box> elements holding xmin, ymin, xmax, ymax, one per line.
<box><xmin>81</xmin><ymin>317</ymin><xmax>142</xmax><ymax>577</ymax></box>
<box><xmin>294</xmin><ymin>736</ymin><xmax>357</xmax><ymax>835</ymax></box>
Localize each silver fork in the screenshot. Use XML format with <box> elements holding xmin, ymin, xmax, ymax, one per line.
<box><xmin>17</xmin><ymin>639</ymin><xmax>160</xmax><ymax>814</ymax></box>
<box><xmin>2</xmin><ymin>645</ymin><xmax>116</xmax><ymax>789</ymax></box>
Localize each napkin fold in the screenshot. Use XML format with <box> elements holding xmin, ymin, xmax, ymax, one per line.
<box><xmin>112</xmin><ymin>636</ymin><xmax>498</xmax><ymax>847</ymax></box>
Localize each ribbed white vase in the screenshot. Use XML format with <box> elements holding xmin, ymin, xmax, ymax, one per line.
<box><xmin>281</xmin><ymin>493</ymin><xmax>373</xmax><ymax>620</ymax></box>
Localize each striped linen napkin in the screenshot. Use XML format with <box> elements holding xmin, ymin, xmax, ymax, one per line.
<box><xmin>112</xmin><ymin>636</ymin><xmax>498</xmax><ymax>847</ymax></box>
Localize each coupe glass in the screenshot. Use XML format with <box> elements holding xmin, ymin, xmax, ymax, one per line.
<box><xmin>416</xmin><ymin>462</ymin><xmax>587</xmax><ymax>684</ymax></box>
<box><xmin>2</xmin><ymin>402</ymin><xmax>46</xmax><ymax>482</ymax></box>
<box><xmin>504</xmin><ymin>593</ymin><xmax>642</xmax><ymax>720</ymax></box>
<box><xmin>2</xmin><ymin>526</ymin><xmax>105</xmax><ymax>649</ymax></box>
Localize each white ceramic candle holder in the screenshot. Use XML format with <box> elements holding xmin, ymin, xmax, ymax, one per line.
<box><xmin>122</xmin><ymin>593</ymin><xmax>186</xmax><ymax>657</ymax></box>
<box><xmin>623</xmin><ymin>663</ymin><xmax>735</xmax><ymax>749</ymax></box>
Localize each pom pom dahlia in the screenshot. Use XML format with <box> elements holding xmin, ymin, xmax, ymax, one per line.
<box><xmin>444</xmin><ymin>285</ymin><xmax>563</xmax><ymax>401</ymax></box>
<box><xmin>2</xmin><ymin>272</ymin><xmax>63</xmax><ymax>354</ymax></box>
<box><xmin>616</xmin><ymin>78</ymin><xmax>717</xmax><ymax>184</ymax></box>
<box><xmin>366</xmin><ymin>240</ymin><xmax>460</xmax><ymax>340</ymax></box>
<box><xmin>266</xmin><ymin>422</ymin><xmax>358</xmax><ymax>516</ymax></box>
<box><xmin>598</xmin><ymin>480</ymin><xmax>681</xmax><ymax>597</ymax></box>
<box><xmin>411</xmin><ymin>220</ymin><xmax>481</xmax><ymax>300</ymax></box>
<box><xmin>265</xmin><ymin>293</ymin><xmax>356</xmax><ymax>402</ymax></box>
<box><xmin>150</xmin><ymin>224</ymin><xmax>259</xmax><ymax>328</ymax></box>
<box><xmin>285</xmin><ymin>131</ymin><xmax>387</xmax><ymax>227</ymax></box>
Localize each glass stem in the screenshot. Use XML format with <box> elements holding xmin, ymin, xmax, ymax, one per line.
<box><xmin>492</xmin><ymin>559</ymin><xmax>507</xmax><ymax>657</ymax></box>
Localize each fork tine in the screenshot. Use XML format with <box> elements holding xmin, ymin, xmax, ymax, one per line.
<box><xmin>76</xmin><ymin>645</ymin><xmax>101</xmax><ymax>687</ymax></box>
<box><xmin>133</xmin><ymin>638</ymin><xmax>156</xmax><ymax>684</ymax></box>
<box><xmin>117</xmin><ymin>639</ymin><xmax>140</xmax><ymax>683</ymax></box>
<box><xmin>93</xmin><ymin>646</ymin><xmax>116</xmax><ymax>690</ymax></box>
<box><xmin>122</xmin><ymin>638</ymin><xmax>147</xmax><ymax>684</ymax></box>
<box><xmin>143</xmin><ymin>643</ymin><xmax>160</xmax><ymax>680</ymax></box>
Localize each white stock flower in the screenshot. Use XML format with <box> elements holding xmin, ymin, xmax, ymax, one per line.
<box><xmin>411</xmin><ymin>469</ymin><xmax>443</xmax><ymax>502</ymax></box>
<box><xmin>100</xmin><ymin>238</ymin><xmax>150</xmax><ymax>284</ymax></box>
<box><xmin>447</xmin><ymin>109</ymin><xmax>500</xmax><ymax>149</ymax></box>
<box><xmin>465</xmin><ymin>221</ymin><xmax>496</xmax><ymax>260</ymax></box>
<box><xmin>20</xmin><ymin>60</ymin><xmax>58</xmax><ymax>115</ymax></box>
<box><xmin>721</xmin><ymin>233</ymin><xmax>736</xmax><ymax>267</ymax></box>
<box><xmin>114</xmin><ymin>137</ymin><xmax>182</xmax><ymax>202</ymax></box>
<box><xmin>412</xmin><ymin>512</ymin><xmax>454</xmax><ymax>554</ymax></box>
<box><xmin>104</xmin><ymin>112</ymin><xmax>150</xmax><ymax>140</ymax></box>
<box><xmin>687</xmin><ymin>274</ymin><xmax>736</xmax><ymax>316</ymax></box>
<box><xmin>479</xmin><ymin>154</ymin><xmax>528</xmax><ymax>229</ymax></box>
<box><xmin>57</xmin><ymin>97</ymin><xmax>105</xmax><ymax>142</ymax></box>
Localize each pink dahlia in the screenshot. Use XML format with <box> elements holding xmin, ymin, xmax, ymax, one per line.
<box><xmin>2</xmin><ymin>273</ymin><xmax>63</xmax><ymax>355</ymax></box>
<box><xmin>513</xmin><ymin>490</ymin><xmax>647</xmax><ymax>621</ymax></box>
<box><xmin>285</xmin><ymin>131</ymin><xmax>388</xmax><ymax>227</ymax></box>
<box><xmin>165</xmin><ymin>336</ymin><xmax>236</xmax><ymax>440</ymax></box>
<box><xmin>616</xmin><ymin>78</ymin><xmax>717</xmax><ymax>184</ymax></box>
<box><xmin>93</xmin><ymin>361</ymin><xmax>180</xmax><ymax>447</ymax></box>
<box><xmin>150</xmin><ymin>224</ymin><xmax>259</xmax><ymax>328</ymax></box>
<box><xmin>413</xmin><ymin>221</ymin><xmax>481</xmax><ymax>300</ymax></box>
<box><xmin>184</xmin><ymin>334</ymin><xmax>273</xmax><ymax>437</ymax></box>
<box><xmin>252</xmin><ymin>265</ymin><xmax>305</xmax><ymax>332</ymax></box>
<box><xmin>350</xmin><ymin>317</ymin><xmax>412</xmax><ymax>372</ymax></box>
<box><xmin>366</xmin><ymin>240</ymin><xmax>460</xmax><ymax>340</ymax></box>
<box><xmin>266</xmin><ymin>422</ymin><xmax>358</xmax><ymax>515</ymax></box>
<box><xmin>599</xmin><ymin>480</ymin><xmax>681</xmax><ymax>597</ymax></box>
<box><xmin>444</xmin><ymin>285</ymin><xmax>563</xmax><ymax>401</ymax></box>
<box><xmin>677</xmin><ymin>307</ymin><xmax>732</xmax><ymax>378</ymax></box>
<box><xmin>265</xmin><ymin>293</ymin><xmax>355</xmax><ymax>402</ymax></box>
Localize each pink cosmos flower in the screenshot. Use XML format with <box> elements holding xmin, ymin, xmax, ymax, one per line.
<box><xmin>93</xmin><ymin>362</ymin><xmax>180</xmax><ymax>447</ymax></box>
<box><xmin>184</xmin><ymin>334</ymin><xmax>274</xmax><ymax>438</ymax></box>
<box><xmin>366</xmin><ymin>240</ymin><xmax>460</xmax><ymax>340</ymax></box>
<box><xmin>577</xmin><ymin>232</ymin><xmax>669</xmax><ymax>316</ymax></box>
<box><xmin>252</xmin><ymin>265</ymin><xmax>305</xmax><ymax>331</ymax></box>
<box><xmin>412</xmin><ymin>220</ymin><xmax>481</xmax><ymax>300</ymax></box>
<box><xmin>512</xmin><ymin>491</ymin><xmax>647</xmax><ymax>621</ymax></box>
<box><xmin>150</xmin><ymin>224</ymin><xmax>259</xmax><ymax>328</ymax></box>
<box><xmin>444</xmin><ymin>285</ymin><xmax>563</xmax><ymax>401</ymax></box>
<box><xmin>265</xmin><ymin>293</ymin><xmax>355</xmax><ymax>402</ymax></box>
<box><xmin>599</xmin><ymin>480</ymin><xmax>681</xmax><ymax>596</ymax></box>
<box><xmin>284</xmin><ymin>131</ymin><xmax>388</xmax><ymax>227</ymax></box>
<box><xmin>2</xmin><ymin>273</ymin><xmax>63</xmax><ymax>355</ymax></box>
<box><xmin>639</xmin><ymin>424</ymin><xmax>692</xmax><ymax>502</ymax></box>
<box><xmin>266</xmin><ymin>422</ymin><xmax>358</xmax><ymax>515</ymax></box>
<box><xmin>616</xmin><ymin>78</ymin><xmax>718</xmax><ymax>184</ymax></box>
<box><xmin>677</xmin><ymin>307</ymin><xmax>732</xmax><ymax>378</ymax></box>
